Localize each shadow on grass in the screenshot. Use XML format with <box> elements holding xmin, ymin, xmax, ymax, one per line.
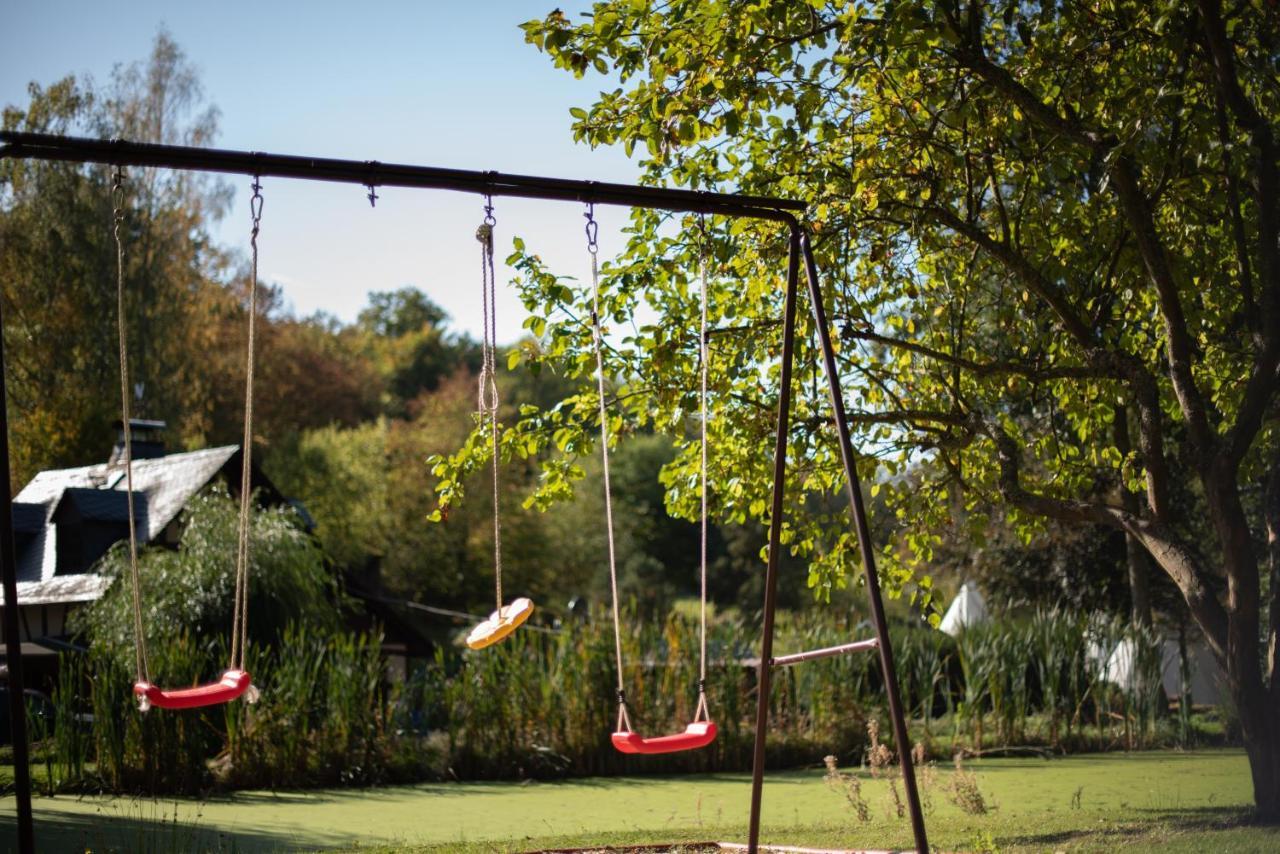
<box><xmin>999</xmin><ymin>804</ymin><xmax>1277</xmax><ymax>849</ymax></box>
<box><xmin>0</xmin><ymin>806</ymin><xmax>329</xmax><ymax>853</ymax></box>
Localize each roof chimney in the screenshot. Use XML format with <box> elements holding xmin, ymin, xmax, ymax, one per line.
<box><xmin>109</xmin><ymin>419</ymin><xmax>167</xmax><ymax>465</ymax></box>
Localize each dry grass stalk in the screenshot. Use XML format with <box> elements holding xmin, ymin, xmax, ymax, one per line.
<box><xmin>823</xmin><ymin>754</ymin><xmax>871</xmax><ymax>822</ymax></box>
<box><xmin>865</xmin><ymin>719</ymin><xmax>894</xmax><ymax>779</ymax></box>
<box><xmin>947</xmin><ymin>751</ymin><xmax>989</xmax><ymax>815</ymax></box>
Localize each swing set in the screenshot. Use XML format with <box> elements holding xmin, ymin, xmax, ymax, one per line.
<box><xmin>0</xmin><ymin>130</ymin><xmax>931</xmax><ymax>854</ymax></box>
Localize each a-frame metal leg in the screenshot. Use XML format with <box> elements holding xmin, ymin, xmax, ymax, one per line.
<box><xmin>746</xmin><ymin>226</ymin><xmax>801</xmax><ymax>852</ymax></box>
<box><xmin>799</xmin><ymin>231</ymin><xmax>929</xmax><ymax>854</ymax></box>
<box><xmin>0</xmin><ymin>299</ymin><xmax>36</xmax><ymax>853</ymax></box>
<box><xmin>743</xmin><ymin>225</ymin><xmax>931</xmax><ymax>854</ymax></box>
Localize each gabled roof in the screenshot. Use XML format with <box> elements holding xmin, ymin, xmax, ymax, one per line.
<box><xmin>4</xmin><ymin>446</ymin><xmax>240</xmax><ymax>604</ymax></box>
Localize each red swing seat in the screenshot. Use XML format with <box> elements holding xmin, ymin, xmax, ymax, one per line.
<box><xmin>612</xmin><ymin>720</ymin><xmax>717</xmax><ymax>755</ymax></box>
<box><xmin>133</xmin><ymin>669</ymin><xmax>254</xmax><ymax>711</ymax></box>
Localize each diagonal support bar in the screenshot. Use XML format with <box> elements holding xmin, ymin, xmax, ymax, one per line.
<box><xmin>799</xmin><ymin>232</ymin><xmax>929</xmax><ymax>854</ymax></box>
<box><xmin>746</xmin><ymin>226</ymin><xmax>801</xmax><ymax>853</ymax></box>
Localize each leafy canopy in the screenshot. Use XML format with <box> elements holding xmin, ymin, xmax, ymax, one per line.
<box><xmin>432</xmin><ymin>1</ymin><xmax>1278</xmax><ymax>633</ymax></box>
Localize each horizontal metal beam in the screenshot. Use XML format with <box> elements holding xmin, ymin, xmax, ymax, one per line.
<box><xmin>769</xmin><ymin>638</ymin><xmax>878</xmax><ymax>667</ymax></box>
<box><xmin>0</xmin><ymin>132</ymin><xmax>804</xmax><ymax>223</ymax></box>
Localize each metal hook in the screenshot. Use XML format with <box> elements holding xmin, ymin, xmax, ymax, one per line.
<box><xmin>365</xmin><ymin>161</ymin><xmax>380</xmax><ymax>207</ymax></box>
<box><xmin>250</xmin><ymin>178</ymin><xmax>264</xmax><ymax>219</ymax></box>
<box><xmin>111</xmin><ymin>167</ymin><xmax>126</xmax><ymax>229</ymax></box>
<box><xmin>484</xmin><ymin>194</ymin><xmax>496</xmax><ymax>226</ymax></box>
<box><xmin>249</xmin><ymin>177</ymin><xmax>264</xmax><ymax>242</ymax></box>
<box><xmin>584</xmin><ymin>203</ymin><xmax>599</xmax><ymax>253</ymax></box>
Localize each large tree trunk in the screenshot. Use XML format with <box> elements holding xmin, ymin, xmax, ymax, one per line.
<box><xmin>1114</xmin><ymin>407</ymin><xmax>1152</xmax><ymax>626</ymax></box>
<box><xmin>1204</xmin><ymin>464</ymin><xmax>1279</xmax><ymax>822</ymax></box>
<box><xmin>1239</xmin><ymin>693</ymin><xmax>1280</xmax><ymax>822</ymax></box>
<box><xmin>1133</xmin><ymin>470</ymin><xmax>1277</xmax><ymax>820</ymax></box>
<box><xmin>1125</xmin><ymin>534</ymin><xmax>1153</xmax><ymax>627</ymax></box>
<box><xmin>1256</xmin><ymin>454</ymin><xmax>1280</xmax><ymax>822</ymax></box>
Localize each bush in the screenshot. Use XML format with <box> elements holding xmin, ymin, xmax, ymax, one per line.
<box><xmin>74</xmin><ymin>485</ymin><xmax>343</xmax><ymax>676</ymax></box>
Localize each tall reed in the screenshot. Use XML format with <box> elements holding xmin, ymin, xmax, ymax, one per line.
<box><xmin>34</xmin><ymin>604</ymin><xmax>1181</xmax><ymax>794</ymax></box>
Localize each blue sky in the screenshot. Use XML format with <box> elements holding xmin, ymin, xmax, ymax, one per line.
<box><xmin>1</xmin><ymin>1</ymin><xmax>638</xmax><ymax>342</ymax></box>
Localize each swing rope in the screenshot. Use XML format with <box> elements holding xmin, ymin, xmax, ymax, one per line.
<box><xmin>113</xmin><ymin>169</ymin><xmax>149</xmax><ymax>686</ymax></box>
<box><xmin>228</xmin><ymin>179</ymin><xmax>263</xmax><ymax>673</ymax></box>
<box><xmin>477</xmin><ymin>200</ymin><xmax>503</xmax><ymax>613</ymax></box>
<box><xmin>115</xmin><ymin>171</ymin><xmax>260</xmax><ymax>709</ymax></box>
<box><xmin>590</xmin><ymin>207</ymin><xmax>713</xmax><ymax>733</ymax></box>
<box><xmin>695</xmin><ymin>215</ymin><xmax>710</xmax><ymax>724</ymax></box>
<box><xmin>585</xmin><ymin>207</ymin><xmax>633</xmax><ymax>733</ymax></box>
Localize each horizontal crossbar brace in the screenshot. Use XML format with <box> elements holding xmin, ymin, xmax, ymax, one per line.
<box><xmin>769</xmin><ymin>638</ymin><xmax>878</xmax><ymax>667</ymax></box>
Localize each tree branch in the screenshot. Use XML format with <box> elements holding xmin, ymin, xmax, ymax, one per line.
<box><xmin>925</xmin><ymin>203</ymin><xmax>1176</xmax><ymax>519</ymax></box>
<box><xmin>1197</xmin><ymin>0</ymin><xmax>1280</xmax><ymax>470</ymax></box>
<box><xmin>980</xmin><ymin>413</ymin><xmax>1229</xmax><ymax>657</ymax></box>
<box><xmin>939</xmin><ymin>16</ymin><xmax>1221</xmax><ymax>481</ymax></box>
<box><xmin>946</xmin><ymin>27</ymin><xmax>1115</xmax><ymax>152</ymax></box>
<box><xmin>839</xmin><ymin>322</ymin><xmax>1110</xmax><ymax>382</ymax></box>
<box><xmin>927</xmin><ymin>204</ymin><xmax>1097</xmax><ymax>347</ymax></box>
<box><xmin>1109</xmin><ymin>159</ymin><xmax>1217</xmax><ymax>456</ymax></box>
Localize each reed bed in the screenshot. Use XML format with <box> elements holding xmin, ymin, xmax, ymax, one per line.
<box><xmin>26</xmin><ymin>608</ymin><xmax>1178</xmax><ymax>795</ymax></box>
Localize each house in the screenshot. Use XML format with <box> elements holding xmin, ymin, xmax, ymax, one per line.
<box><xmin>2</xmin><ymin>419</ymin><xmax>442</xmax><ymax>688</ymax></box>
<box><xmin>0</xmin><ymin>420</ymin><xmax>281</xmax><ymax>681</ymax></box>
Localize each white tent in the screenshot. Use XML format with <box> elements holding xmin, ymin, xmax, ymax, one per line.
<box><xmin>1101</xmin><ymin>636</ymin><xmax>1226</xmax><ymax>705</ymax></box>
<box><xmin>1159</xmin><ymin>638</ymin><xmax>1226</xmax><ymax>705</ymax></box>
<box><xmin>940</xmin><ymin>581</ymin><xmax>988</xmax><ymax>636</ymax></box>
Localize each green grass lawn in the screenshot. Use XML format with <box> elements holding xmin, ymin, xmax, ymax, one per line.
<box><xmin>0</xmin><ymin>749</ymin><xmax>1272</xmax><ymax>852</ymax></box>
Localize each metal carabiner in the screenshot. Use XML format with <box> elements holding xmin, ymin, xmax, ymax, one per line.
<box><xmin>584</xmin><ymin>203</ymin><xmax>599</xmax><ymax>254</ymax></box>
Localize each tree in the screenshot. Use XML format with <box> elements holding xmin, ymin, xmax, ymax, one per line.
<box><xmin>355</xmin><ymin>287</ymin><xmax>481</xmax><ymax>416</ymax></box>
<box><xmin>208</xmin><ymin>304</ymin><xmax>384</xmax><ymax>447</ymax></box>
<box><xmin>270</xmin><ymin>367</ymin><xmax>561</xmax><ymax>614</ymax></box>
<box><xmin>75</xmin><ymin>487</ymin><xmax>341</xmax><ymax>672</ymax></box>
<box><xmin>467</xmin><ymin>0</ymin><xmax>1278</xmax><ymax>816</ymax></box>
<box><xmin>1</xmin><ymin>31</ymin><xmax>235</xmax><ymax>483</ymax></box>
<box><xmin>542</xmin><ymin>433</ymin><xmax>712</xmax><ymax>614</ymax></box>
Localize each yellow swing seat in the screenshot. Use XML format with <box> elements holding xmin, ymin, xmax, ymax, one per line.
<box><xmin>465</xmin><ymin>597</ymin><xmax>534</xmax><ymax>649</ymax></box>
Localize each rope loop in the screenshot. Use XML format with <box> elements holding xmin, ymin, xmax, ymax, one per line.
<box><xmin>478</xmin><ymin>198</ymin><xmax>504</xmax><ymax>611</ymax></box>
<box><xmin>111</xmin><ymin>167</ymin><xmax>126</xmax><ymax>228</ymax></box>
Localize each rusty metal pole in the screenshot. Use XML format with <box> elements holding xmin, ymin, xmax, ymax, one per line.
<box><xmin>0</xmin><ymin>298</ymin><xmax>36</xmax><ymax>853</ymax></box>
<box><xmin>745</xmin><ymin>225</ymin><xmax>801</xmax><ymax>852</ymax></box>
<box><xmin>799</xmin><ymin>231</ymin><xmax>929</xmax><ymax>853</ymax></box>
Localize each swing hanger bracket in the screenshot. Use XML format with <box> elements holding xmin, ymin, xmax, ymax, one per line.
<box><xmin>584</xmin><ymin>203</ymin><xmax>598</xmax><ymax>254</ymax></box>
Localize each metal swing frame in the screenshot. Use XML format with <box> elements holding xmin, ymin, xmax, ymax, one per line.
<box><xmin>0</xmin><ymin>130</ymin><xmax>930</xmax><ymax>854</ymax></box>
